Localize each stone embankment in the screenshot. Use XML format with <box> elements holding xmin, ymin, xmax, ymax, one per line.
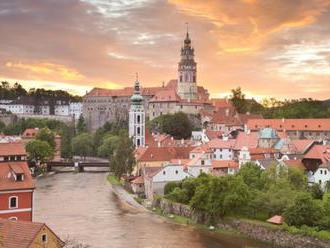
<box><xmin>153</xmin><ymin>197</ymin><xmax>330</xmax><ymax>248</ymax></box>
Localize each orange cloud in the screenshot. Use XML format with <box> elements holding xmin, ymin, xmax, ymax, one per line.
<box><xmin>169</xmin><ymin>0</ymin><xmax>330</xmax><ymax>53</ymax></box>
<box><xmin>5</xmin><ymin>61</ymin><xmax>85</xmax><ymax>81</ymax></box>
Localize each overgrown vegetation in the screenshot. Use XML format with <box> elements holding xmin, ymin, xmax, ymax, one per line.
<box><xmin>148</xmin><ymin>112</ymin><xmax>194</xmax><ymax>139</ymax></box>
<box><xmin>230</xmin><ymin>87</ymin><xmax>330</xmax><ymax>118</ymax></box>
<box><xmin>164</xmin><ymin>162</ymin><xmax>330</xmax><ymax>239</ymax></box>
<box><xmin>0</xmin><ymin>81</ymin><xmax>81</xmax><ymax>101</ymax></box>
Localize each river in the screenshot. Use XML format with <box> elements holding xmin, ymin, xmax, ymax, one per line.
<box><xmin>34</xmin><ymin>171</ymin><xmax>270</xmax><ymax>248</ymax></box>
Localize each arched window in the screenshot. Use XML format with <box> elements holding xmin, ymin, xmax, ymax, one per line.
<box><xmin>9</xmin><ymin>196</ymin><xmax>18</xmax><ymax>209</ymax></box>
<box><xmin>9</xmin><ymin>217</ymin><xmax>17</xmax><ymax>221</ymax></box>
<box><xmin>137</xmin><ymin>115</ymin><xmax>141</xmax><ymax>124</ymax></box>
<box><xmin>137</xmin><ymin>127</ymin><xmax>141</xmax><ymax>135</ymax></box>
<box><xmin>137</xmin><ymin>139</ymin><xmax>141</xmax><ymax>146</ymax></box>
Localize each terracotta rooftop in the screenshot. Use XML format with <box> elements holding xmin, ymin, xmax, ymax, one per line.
<box><xmin>303</xmin><ymin>145</ymin><xmax>330</xmax><ymax>163</ymax></box>
<box><xmin>0</xmin><ymin>162</ymin><xmax>35</xmax><ymax>191</ymax></box>
<box><xmin>233</xmin><ymin>131</ymin><xmax>259</xmax><ymax>150</ymax></box>
<box><xmin>0</xmin><ymin>142</ymin><xmax>26</xmax><ymax>156</ymax></box>
<box><xmin>205</xmin><ymin>130</ymin><xmax>222</xmax><ymax>140</ymax></box>
<box><xmin>210</xmin><ymin>98</ymin><xmax>234</xmax><ymax>110</ymax></box>
<box><xmin>0</xmin><ymin>218</ymin><xmax>64</xmax><ymax>248</ymax></box>
<box><xmin>138</xmin><ymin>146</ymin><xmax>194</xmax><ymax>162</ymax></box>
<box><xmin>212</xmin><ymin>160</ymin><xmax>239</xmax><ymax>169</ymax></box>
<box><xmin>132</xmin><ymin>176</ymin><xmax>144</xmax><ymax>184</ymax></box>
<box><xmin>267</xmin><ymin>215</ymin><xmax>284</xmax><ymax>225</ymax></box>
<box><xmin>149</xmin><ymin>89</ymin><xmax>181</xmax><ymax>102</ymax></box>
<box><xmin>85</xmin><ymin>86</ymin><xmax>163</xmax><ymax>97</ymax></box>
<box><xmin>247</xmin><ymin>118</ymin><xmax>330</xmax><ymax>131</ymax></box>
<box><xmin>207</xmin><ymin>139</ymin><xmax>236</xmax><ymax>149</ymax></box>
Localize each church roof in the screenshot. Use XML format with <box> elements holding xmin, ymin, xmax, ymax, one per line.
<box><xmin>149</xmin><ymin>89</ymin><xmax>181</xmax><ymax>102</ymax></box>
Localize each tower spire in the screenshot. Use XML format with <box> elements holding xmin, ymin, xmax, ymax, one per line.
<box><xmin>185</xmin><ymin>22</ymin><xmax>189</xmax><ymax>37</ymax></box>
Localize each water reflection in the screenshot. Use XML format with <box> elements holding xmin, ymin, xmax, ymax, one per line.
<box><xmin>34</xmin><ymin>172</ymin><xmax>270</xmax><ymax>248</ymax></box>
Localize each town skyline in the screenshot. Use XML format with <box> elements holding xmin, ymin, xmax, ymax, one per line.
<box><xmin>1</xmin><ymin>0</ymin><xmax>330</xmax><ymax>100</ymax></box>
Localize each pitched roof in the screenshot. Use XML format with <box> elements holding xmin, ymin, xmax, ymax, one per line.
<box><xmin>282</xmin><ymin>159</ymin><xmax>306</xmax><ymax>171</ymax></box>
<box><xmin>190</xmin><ymin>144</ymin><xmax>212</xmax><ymax>153</ymax></box>
<box><xmin>238</xmin><ymin>113</ymin><xmax>263</xmax><ymax>124</ymax></box>
<box><xmin>304</xmin><ymin>145</ymin><xmax>330</xmax><ymax>163</ymax></box>
<box><xmin>0</xmin><ymin>142</ymin><xmax>26</xmax><ymax>156</ymax></box>
<box><xmin>0</xmin><ymin>162</ymin><xmax>35</xmax><ymax>191</ymax></box>
<box><xmin>233</xmin><ymin>131</ymin><xmax>259</xmax><ymax>150</ymax></box>
<box><xmin>0</xmin><ymin>219</ymin><xmax>64</xmax><ymax>248</ymax></box>
<box><xmin>138</xmin><ymin>146</ymin><xmax>194</xmax><ymax>162</ymax></box>
<box><xmin>247</xmin><ymin>119</ymin><xmax>330</xmax><ymax>131</ymax></box>
<box><xmin>132</xmin><ymin>176</ymin><xmax>144</xmax><ymax>184</ymax></box>
<box><xmin>290</xmin><ymin>140</ymin><xmax>315</xmax><ymax>154</ymax></box>
<box><xmin>267</xmin><ymin>215</ymin><xmax>284</xmax><ymax>225</ymax></box>
<box><xmin>85</xmin><ymin>86</ymin><xmax>163</xmax><ymax>97</ymax></box>
<box><xmin>210</xmin><ymin>98</ymin><xmax>234</xmax><ymax>110</ymax></box>
<box><xmin>149</xmin><ymin>89</ymin><xmax>181</xmax><ymax>102</ymax></box>
<box><xmin>212</xmin><ymin>160</ymin><xmax>238</xmax><ymax>169</ymax></box>
<box><xmin>207</xmin><ymin>139</ymin><xmax>236</xmax><ymax>149</ymax></box>
<box><xmin>205</xmin><ymin>130</ymin><xmax>222</xmax><ymax>140</ymax></box>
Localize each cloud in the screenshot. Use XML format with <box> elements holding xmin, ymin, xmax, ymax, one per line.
<box><xmin>5</xmin><ymin>61</ymin><xmax>85</xmax><ymax>81</ymax></box>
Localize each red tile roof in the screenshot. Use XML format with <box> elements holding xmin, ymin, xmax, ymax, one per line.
<box><xmin>205</xmin><ymin>130</ymin><xmax>222</xmax><ymax>140</ymax></box>
<box><xmin>233</xmin><ymin>132</ymin><xmax>259</xmax><ymax>150</ymax></box>
<box><xmin>0</xmin><ymin>218</ymin><xmax>64</xmax><ymax>248</ymax></box>
<box><xmin>267</xmin><ymin>215</ymin><xmax>284</xmax><ymax>225</ymax></box>
<box><xmin>290</xmin><ymin>140</ymin><xmax>315</xmax><ymax>154</ymax></box>
<box><xmin>208</xmin><ymin>139</ymin><xmax>236</xmax><ymax>149</ymax></box>
<box><xmin>282</xmin><ymin>159</ymin><xmax>306</xmax><ymax>171</ymax></box>
<box><xmin>212</xmin><ymin>160</ymin><xmax>238</xmax><ymax>169</ymax></box>
<box><xmin>85</xmin><ymin>86</ymin><xmax>163</xmax><ymax>97</ymax></box>
<box><xmin>247</xmin><ymin>119</ymin><xmax>330</xmax><ymax>131</ymax></box>
<box><xmin>138</xmin><ymin>146</ymin><xmax>194</xmax><ymax>162</ymax></box>
<box><xmin>0</xmin><ymin>142</ymin><xmax>26</xmax><ymax>156</ymax></box>
<box><xmin>238</xmin><ymin>113</ymin><xmax>263</xmax><ymax>124</ymax></box>
<box><xmin>304</xmin><ymin>145</ymin><xmax>330</xmax><ymax>163</ymax></box>
<box><xmin>0</xmin><ymin>162</ymin><xmax>35</xmax><ymax>191</ymax></box>
<box><xmin>132</xmin><ymin>176</ymin><xmax>144</xmax><ymax>184</ymax></box>
<box><xmin>149</xmin><ymin>89</ymin><xmax>181</xmax><ymax>102</ymax></box>
<box><xmin>210</xmin><ymin>98</ymin><xmax>234</xmax><ymax>110</ymax></box>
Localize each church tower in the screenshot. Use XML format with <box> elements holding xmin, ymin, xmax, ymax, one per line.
<box><xmin>177</xmin><ymin>25</ymin><xmax>198</xmax><ymax>100</ymax></box>
<box><xmin>129</xmin><ymin>74</ymin><xmax>145</xmax><ymax>147</ymax></box>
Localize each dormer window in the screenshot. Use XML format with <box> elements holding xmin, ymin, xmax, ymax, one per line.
<box><xmin>16</xmin><ymin>173</ymin><xmax>24</xmax><ymax>182</ymax></box>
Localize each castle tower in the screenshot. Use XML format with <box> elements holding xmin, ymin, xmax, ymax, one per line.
<box><xmin>177</xmin><ymin>25</ymin><xmax>198</xmax><ymax>100</ymax></box>
<box><xmin>129</xmin><ymin>74</ymin><xmax>145</xmax><ymax>147</ymax></box>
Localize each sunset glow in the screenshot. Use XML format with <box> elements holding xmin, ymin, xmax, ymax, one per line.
<box><xmin>0</xmin><ymin>0</ymin><xmax>330</xmax><ymax>99</ymax></box>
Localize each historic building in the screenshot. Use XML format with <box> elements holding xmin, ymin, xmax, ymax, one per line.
<box><xmin>129</xmin><ymin>77</ymin><xmax>146</xmax><ymax>147</ymax></box>
<box><xmin>177</xmin><ymin>31</ymin><xmax>197</xmax><ymax>100</ymax></box>
<box><xmin>83</xmin><ymin>29</ymin><xmax>212</xmax><ymax>130</ymax></box>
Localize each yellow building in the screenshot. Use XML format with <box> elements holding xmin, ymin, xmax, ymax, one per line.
<box><xmin>0</xmin><ymin>218</ymin><xmax>64</xmax><ymax>248</ymax></box>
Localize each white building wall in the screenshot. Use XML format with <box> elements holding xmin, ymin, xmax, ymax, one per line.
<box><xmin>153</xmin><ymin>165</ymin><xmax>191</xmax><ymax>183</ymax></box>
<box><xmin>213</xmin><ymin>148</ymin><xmax>233</xmax><ymax>160</ymax></box>
<box><xmin>55</xmin><ymin>105</ymin><xmax>70</xmax><ymax>116</ymax></box>
<box><xmin>311</xmin><ymin>168</ymin><xmax>330</xmax><ymax>189</ymax></box>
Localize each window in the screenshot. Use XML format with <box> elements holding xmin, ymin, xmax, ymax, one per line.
<box><xmin>16</xmin><ymin>174</ymin><xmax>24</xmax><ymax>182</ymax></box>
<box><xmin>9</xmin><ymin>196</ymin><xmax>18</xmax><ymax>209</ymax></box>
<box><xmin>163</xmin><ymin>171</ymin><xmax>166</xmax><ymax>175</ymax></box>
<box><xmin>137</xmin><ymin>115</ymin><xmax>141</xmax><ymax>123</ymax></box>
<box><xmin>137</xmin><ymin>139</ymin><xmax>141</xmax><ymax>146</ymax></box>
<box><xmin>320</xmin><ymin>170</ymin><xmax>323</xmax><ymax>174</ymax></box>
<box><xmin>319</xmin><ymin>180</ymin><xmax>322</xmax><ymax>184</ymax></box>
<box><xmin>325</xmin><ymin>170</ymin><xmax>328</xmax><ymax>175</ymax></box>
<box><xmin>201</xmin><ymin>160</ymin><xmax>205</xmax><ymax>165</ymax></box>
<box><xmin>137</xmin><ymin>127</ymin><xmax>141</xmax><ymax>135</ymax></box>
<box><xmin>175</xmin><ymin>170</ymin><xmax>178</xmax><ymax>174</ymax></box>
<box><xmin>9</xmin><ymin>217</ymin><xmax>17</xmax><ymax>221</ymax></box>
<box><xmin>41</xmin><ymin>234</ymin><xmax>47</xmax><ymax>243</ymax></box>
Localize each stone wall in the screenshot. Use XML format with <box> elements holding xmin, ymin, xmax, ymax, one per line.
<box><xmin>153</xmin><ymin>198</ymin><xmax>330</xmax><ymax>248</ymax></box>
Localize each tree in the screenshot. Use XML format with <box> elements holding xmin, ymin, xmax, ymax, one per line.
<box><xmin>308</xmin><ymin>183</ymin><xmax>324</xmax><ymax>200</ymax></box>
<box><xmin>97</xmin><ymin>135</ymin><xmax>120</xmax><ymax>159</ymax></box>
<box><xmin>60</xmin><ymin>125</ymin><xmax>75</xmax><ymax>159</ymax></box>
<box><xmin>71</xmin><ymin>133</ymin><xmax>93</xmax><ymax>160</ymax></box>
<box><xmin>284</xmin><ymin>192</ymin><xmax>323</xmax><ymax>227</ymax></box>
<box><xmin>36</xmin><ymin>128</ymin><xmax>56</xmax><ymax>149</ymax></box>
<box><xmin>26</xmin><ymin>140</ymin><xmax>54</xmax><ymax>163</ymax></box>
<box><xmin>230</xmin><ymin>87</ymin><xmax>247</xmax><ymax>113</ymax></box>
<box><xmin>110</xmin><ymin>134</ymin><xmax>135</xmax><ymax>178</ymax></box>
<box><xmin>287</xmin><ymin>167</ymin><xmax>307</xmax><ymax>191</ymax></box>
<box><xmin>149</xmin><ymin>112</ymin><xmax>192</xmax><ymax>139</ymax></box>
<box><xmin>76</xmin><ymin>114</ymin><xmax>87</xmax><ymax>134</ymax></box>
<box><xmin>0</xmin><ymin>121</ymin><xmax>5</xmax><ymax>132</ymax></box>
<box><xmin>237</xmin><ymin>162</ymin><xmax>264</xmax><ymax>190</ymax></box>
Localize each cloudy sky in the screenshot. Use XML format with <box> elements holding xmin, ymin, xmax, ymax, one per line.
<box><xmin>0</xmin><ymin>0</ymin><xmax>330</xmax><ymax>100</ymax></box>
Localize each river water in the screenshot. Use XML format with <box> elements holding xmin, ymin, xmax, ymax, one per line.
<box><xmin>34</xmin><ymin>171</ymin><xmax>270</xmax><ymax>248</ymax></box>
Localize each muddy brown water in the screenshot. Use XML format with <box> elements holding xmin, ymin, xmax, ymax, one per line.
<box><xmin>34</xmin><ymin>171</ymin><xmax>271</xmax><ymax>248</ymax></box>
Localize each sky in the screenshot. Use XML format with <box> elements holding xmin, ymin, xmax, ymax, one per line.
<box><xmin>0</xmin><ymin>0</ymin><xmax>330</xmax><ymax>100</ymax></box>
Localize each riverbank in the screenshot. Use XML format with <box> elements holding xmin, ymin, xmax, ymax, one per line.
<box><xmin>153</xmin><ymin>197</ymin><xmax>330</xmax><ymax>248</ymax></box>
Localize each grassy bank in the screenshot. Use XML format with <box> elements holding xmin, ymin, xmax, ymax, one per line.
<box><xmin>151</xmin><ymin>207</ymin><xmax>242</xmax><ymax>237</ymax></box>
<box><xmin>107</xmin><ymin>174</ymin><xmax>123</xmax><ymax>186</ymax></box>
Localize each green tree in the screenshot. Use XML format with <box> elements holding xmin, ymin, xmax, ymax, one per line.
<box><xmin>149</xmin><ymin>112</ymin><xmax>192</xmax><ymax>139</ymax></box>
<box><xmin>36</xmin><ymin>128</ymin><xmax>56</xmax><ymax>149</ymax></box>
<box><xmin>26</xmin><ymin>140</ymin><xmax>54</xmax><ymax>163</ymax></box>
<box><xmin>97</xmin><ymin>135</ymin><xmax>120</xmax><ymax>159</ymax></box>
<box><xmin>284</xmin><ymin>192</ymin><xmax>323</xmax><ymax>227</ymax></box>
<box><xmin>308</xmin><ymin>183</ymin><xmax>324</xmax><ymax>200</ymax></box>
<box><xmin>0</xmin><ymin>121</ymin><xmax>5</xmax><ymax>132</ymax></box>
<box><xmin>288</xmin><ymin>167</ymin><xmax>307</xmax><ymax>191</ymax></box>
<box><xmin>237</xmin><ymin>162</ymin><xmax>264</xmax><ymax>190</ymax></box>
<box><xmin>230</xmin><ymin>87</ymin><xmax>247</xmax><ymax>113</ymax></box>
<box><xmin>76</xmin><ymin>114</ymin><xmax>87</xmax><ymax>134</ymax></box>
<box><xmin>110</xmin><ymin>133</ymin><xmax>135</xmax><ymax>178</ymax></box>
<box><xmin>71</xmin><ymin>133</ymin><xmax>93</xmax><ymax>160</ymax></box>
